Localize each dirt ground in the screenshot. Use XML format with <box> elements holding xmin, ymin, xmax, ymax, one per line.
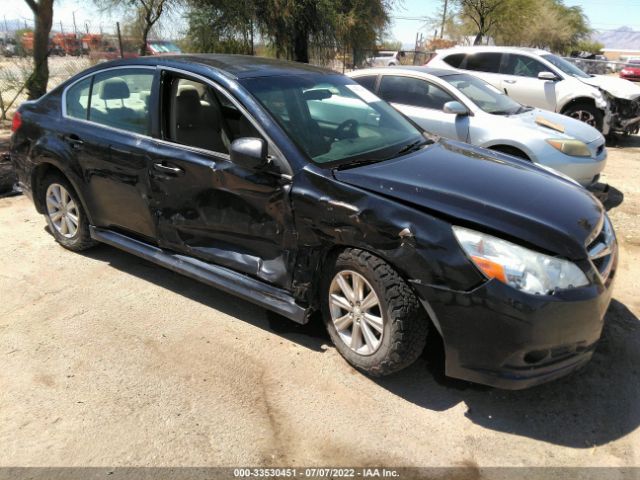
<box><xmin>0</xmin><ymin>135</ymin><xmax>638</xmax><ymax>470</ymax></box>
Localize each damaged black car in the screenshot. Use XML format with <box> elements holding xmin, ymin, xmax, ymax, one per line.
<box><xmin>10</xmin><ymin>55</ymin><xmax>617</xmax><ymax>389</ymax></box>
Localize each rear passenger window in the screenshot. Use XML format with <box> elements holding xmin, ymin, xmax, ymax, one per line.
<box><xmin>443</xmin><ymin>53</ymin><xmax>465</xmax><ymax>68</ymax></box>
<box><xmin>65</xmin><ymin>77</ymin><xmax>91</xmax><ymax>120</ymax></box>
<box><xmin>463</xmin><ymin>52</ymin><xmax>502</xmax><ymax>73</ymax></box>
<box><xmin>89</xmin><ymin>69</ymin><xmax>154</xmax><ymax>135</ymax></box>
<box><xmin>352</xmin><ymin>75</ymin><xmax>378</xmax><ymax>92</ymax></box>
<box><xmin>165</xmin><ymin>77</ymin><xmax>261</xmax><ymax>154</ymax></box>
<box><xmin>378</xmin><ymin>75</ymin><xmax>454</xmax><ymax>110</ymax></box>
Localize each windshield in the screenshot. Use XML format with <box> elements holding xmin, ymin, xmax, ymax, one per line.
<box><xmin>541</xmin><ymin>54</ymin><xmax>590</xmax><ymax>78</ymax></box>
<box><xmin>443</xmin><ymin>73</ymin><xmax>524</xmax><ymax>115</ymax></box>
<box><xmin>241</xmin><ymin>74</ymin><xmax>426</xmax><ymax>166</ymax></box>
<box><xmin>149</xmin><ymin>42</ymin><xmax>181</xmax><ymax>53</ymax></box>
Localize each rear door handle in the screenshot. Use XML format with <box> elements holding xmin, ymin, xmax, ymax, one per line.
<box><xmin>153</xmin><ymin>162</ymin><xmax>184</xmax><ymax>176</ymax></box>
<box><xmin>64</xmin><ymin>134</ymin><xmax>84</xmax><ymax>149</ymax></box>
<box><xmin>503</xmin><ymin>79</ymin><xmax>517</xmax><ymax>84</ymax></box>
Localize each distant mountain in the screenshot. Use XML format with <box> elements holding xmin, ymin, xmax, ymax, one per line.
<box><xmin>593</xmin><ymin>26</ymin><xmax>640</xmax><ymax>50</ymax></box>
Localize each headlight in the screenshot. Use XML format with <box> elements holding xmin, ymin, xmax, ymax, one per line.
<box><xmin>452</xmin><ymin>226</ymin><xmax>589</xmax><ymax>295</ymax></box>
<box><xmin>546</xmin><ymin>139</ymin><xmax>592</xmax><ymax>157</ymax></box>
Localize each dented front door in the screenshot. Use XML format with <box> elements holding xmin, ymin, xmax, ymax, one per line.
<box><xmin>146</xmin><ymin>141</ymin><xmax>296</xmax><ymax>289</ymax></box>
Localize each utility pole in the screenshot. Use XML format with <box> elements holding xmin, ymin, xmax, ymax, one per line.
<box><xmin>72</xmin><ymin>11</ymin><xmax>78</xmax><ymax>38</ymax></box>
<box><xmin>116</xmin><ymin>21</ymin><xmax>123</xmax><ymax>59</ymax></box>
<box><xmin>3</xmin><ymin>15</ymin><xmax>8</xmax><ymax>34</ymax></box>
<box><xmin>440</xmin><ymin>0</ymin><xmax>448</xmax><ymax>38</ymax></box>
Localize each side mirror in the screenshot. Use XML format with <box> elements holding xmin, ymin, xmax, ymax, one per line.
<box><xmin>538</xmin><ymin>71</ymin><xmax>558</xmax><ymax>81</ymax></box>
<box><xmin>442</xmin><ymin>101</ymin><xmax>469</xmax><ymax>116</ymax></box>
<box><xmin>229</xmin><ymin>137</ymin><xmax>268</xmax><ymax>170</ymax></box>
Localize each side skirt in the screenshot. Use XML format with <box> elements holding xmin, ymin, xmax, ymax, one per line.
<box><xmin>89</xmin><ymin>226</ymin><xmax>309</xmax><ymax>324</ymax></box>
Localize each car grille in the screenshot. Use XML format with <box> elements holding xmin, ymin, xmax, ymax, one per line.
<box><xmin>586</xmin><ymin>216</ymin><xmax>615</xmax><ymax>283</ymax></box>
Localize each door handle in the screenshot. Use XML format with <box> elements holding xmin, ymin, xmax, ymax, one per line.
<box><xmin>503</xmin><ymin>79</ymin><xmax>517</xmax><ymax>84</ymax></box>
<box><xmin>64</xmin><ymin>134</ymin><xmax>84</xmax><ymax>149</ymax></box>
<box><xmin>153</xmin><ymin>162</ymin><xmax>184</xmax><ymax>175</ymax></box>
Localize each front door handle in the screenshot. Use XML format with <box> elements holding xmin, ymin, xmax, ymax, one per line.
<box><xmin>503</xmin><ymin>79</ymin><xmax>517</xmax><ymax>84</ymax></box>
<box><xmin>153</xmin><ymin>162</ymin><xmax>184</xmax><ymax>176</ymax></box>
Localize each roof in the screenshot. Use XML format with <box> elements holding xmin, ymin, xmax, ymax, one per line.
<box><xmin>98</xmin><ymin>54</ymin><xmax>334</xmax><ymax>79</ymax></box>
<box><xmin>349</xmin><ymin>66</ymin><xmax>462</xmax><ymax>78</ymax></box>
<box><xmin>436</xmin><ymin>45</ymin><xmax>550</xmax><ymax>56</ymax></box>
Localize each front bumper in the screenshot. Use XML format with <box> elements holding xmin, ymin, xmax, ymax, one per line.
<box><xmin>413</xmin><ymin>252</ymin><xmax>617</xmax><ymax>389</ymax></box>
<box><xmin>545</xmin><ymin>138</ymin><xmax>607</xmax><ymax>187</ymax></box>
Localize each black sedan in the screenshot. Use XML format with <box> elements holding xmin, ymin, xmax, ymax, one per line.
<box><xmin>10</xmin><ymin>55</ymin><xmax>617</xmax><ymax>388</ymax></box>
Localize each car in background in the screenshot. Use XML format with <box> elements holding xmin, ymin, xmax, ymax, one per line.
<box><xmin>366</xmin><ymin>50</ymin><xmax>405</xmax><ymax>67</ymax></box>
<box><xmin>428</xmin><ymin>46</ymin><xmax>640</xmax><ymax>135</ymax></box>
<box><xmin>147</xmin><ymin>40</ymin><xmax>181</xmax><ymax>55</ymax></box>
<box><xmin>9</xmin><ymin>55</ymin><xmax>617</xmax><ymax>389</ymax></box>
<box><xmin>620</xmin><ymin>59</ymin><xmax>640</xmax><ymax>82</ymax></box>
<box><xmin>349</xmin><ymin>67</ymin><xmax>607</xmax><ymax>187</ymax></box>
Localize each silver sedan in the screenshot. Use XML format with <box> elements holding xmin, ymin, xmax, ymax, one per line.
<box><xmin>348</xmin><ymin>67</ymin><xmax>607</xmax><ymax>186</ymax></box>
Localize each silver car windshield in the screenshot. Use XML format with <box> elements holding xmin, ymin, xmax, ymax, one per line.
<box><xmin>541</xmin><ymin>54</ymin><xmax>590</xmax><ymax>79</ymax></box>
<box><xmin>242</xmin><ymin>74</ymin><xmax>426</xmax><ymax>166</ymax></box>
<box><xmin>443</xmin><ymin>74</ymin><xmax>524</xmax><ymax>115</ymax></box>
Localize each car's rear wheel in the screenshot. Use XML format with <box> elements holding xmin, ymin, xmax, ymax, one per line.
<box><xmin>322</xmin><ymin>248</ymin><xmax>428</xmax><ymax>376</ymax></box>
<box><xmin>563</xmin><ymin>103</ymin><xmax>603</xmax><ymax>131</ymax></box>
<box><xmin>42</xmin><ymin>174</ymin><xmax>96</xmax><ymax>251</ymax></box>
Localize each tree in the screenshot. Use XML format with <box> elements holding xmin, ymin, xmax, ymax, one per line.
<box><xmin>98</xmin><ymin>0</ymin><xmax>176</xmax><ymax>56</ymax></box>
<box><xmin>24</xmin><ymin>0</ymin><xmax>53</xmax><ymax>99</ymax></box>
<box><xmin>456</xmin><ymin>0</ymin><xmax>507</xmax><ymax>45</ymax></box>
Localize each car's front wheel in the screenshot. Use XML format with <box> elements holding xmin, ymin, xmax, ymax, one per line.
<box><xmin>41</xmin><ymin>174</ymin><xmax>96</xmax><ymax>251</ymax></box>
<box><xmin>563</xmin><ymin>102</ymin><xmax>603</xmax><ymax>131</ymax></box>
<box><xmin>322</xmin><ymin>248</ymin><xmax>429</xmax><ymax>376</ymax></box>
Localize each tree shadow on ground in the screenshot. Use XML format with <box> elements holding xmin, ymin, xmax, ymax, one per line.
<box><xmin>80</xmin><ymin>243</ymin><xmax>639</xmax><ymax>449</ymax></box>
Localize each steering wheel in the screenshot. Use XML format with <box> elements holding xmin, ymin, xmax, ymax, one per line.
<box><xmin>335</xmin><ymin>119</ymin><xmax>360</xmax><ymax>140</ymax></box>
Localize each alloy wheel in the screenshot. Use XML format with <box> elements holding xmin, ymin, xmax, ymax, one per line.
<box><xmin>46</xmin><ymin>183</ymin><xmax>79</xmax><ymax>238</ymax></box>
<box><xmin>329</xmin><ymin>270</ymin><xmax>384</xmax><ymax>355</ymax></box>
<box><xmin>569</xmin><ymin>110</ymin><xmax>596</xmax><ymax>127</ymax></box>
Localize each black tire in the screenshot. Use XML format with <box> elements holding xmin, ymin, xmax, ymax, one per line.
<box><xmin>322</xmin><ymin>248</ymin><xmax>429</xmax><ymax>376</ymax></box>
<box><xmin>562</xmin><ymin>102</ymin><xmax>604</xmax><ymax>131</ymax></box>
<box><xmin>40</xmin><ymin>173</ymin><xmax>96</xmax><ymax>251</ymax></box>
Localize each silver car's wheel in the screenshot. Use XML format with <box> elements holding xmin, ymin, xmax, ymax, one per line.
<box><xmin>46</xmin><ymin>183</ymin><xmax>79</xmax><ymax>238</ymax></box>
<box><xmin>329</xmin><ymin>270</ymin><xmax>384</xmax><ymax>355</ymax></box>
<box><xmin>568</xmin><ymin>109</ymin><xmax>597</xmax><ymax>127</ymax></box>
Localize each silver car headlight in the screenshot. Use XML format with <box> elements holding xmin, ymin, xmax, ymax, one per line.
<box><xmin>546</xmin><ymin>139</ymin><xmax>592</xmax><ymax>157</ymax></box>
<box><xmin>453</xmin><ymin>226</ymin><xmax>589</xmax><ymax>295</ymax></box>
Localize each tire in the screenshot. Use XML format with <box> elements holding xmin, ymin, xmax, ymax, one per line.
<box><xmin>562</xmin><ymin>102</ymin><xmax>603</xmax><ymax>131</ymax></box>
<box><xmin>489</xmin><ymin>145</ymin><xmax>530</xmax><ymax>160</ymax></box>
<box><xmin>40</xmin><ymin>173</ymin><xmax>96</xmax><ymax>251</ymax></box>
<box><xmin>322</xmin><ymin>248</ymin><xmax>429</xmax><ymax>376</ymax></box>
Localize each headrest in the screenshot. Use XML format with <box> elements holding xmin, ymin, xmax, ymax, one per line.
<box><xmin>100</xmin><ymin>78</ymin><xmax>130</xmax><ymax>100</ymax></box>
<box><xmin>176</xmin><ymin>89</ymin><xmax>201</xmax><ymax>116</ymax></box>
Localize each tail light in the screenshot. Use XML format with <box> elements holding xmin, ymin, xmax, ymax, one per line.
<box><xmin>11</xmin><ymin>111</ymin><xmax>22</xmax><ymax>132</ymax></box>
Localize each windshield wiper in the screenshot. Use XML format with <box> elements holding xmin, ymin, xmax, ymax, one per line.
<box><xmin>396</xmin><ymin>139</ymin><xmax>427</xmax><ymax>155</ymax></box>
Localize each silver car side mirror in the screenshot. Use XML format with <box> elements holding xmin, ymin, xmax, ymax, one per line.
<box><xmin>538</xmin><ymin>71</ymin><xmax>558</xmax><ymax>81</ymax></box>
<box><xmin>443</xmin><ymin>101</ymin><xmax>469</xmax><ymax>116</ymax></box>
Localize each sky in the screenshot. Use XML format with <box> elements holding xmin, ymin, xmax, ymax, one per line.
<box><xmin>2</xmin><ymin>0</ymin><xmax>640</xmax><ymax>46</ymax></box>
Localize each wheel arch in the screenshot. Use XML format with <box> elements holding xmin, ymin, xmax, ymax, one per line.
<box><xmin>484</xmin><ymin>143</ymin><xmax>533</xmax><ymax>161</ymax></box>
<box><xmin>31</xmin><ymin>161</ymin><xmax>95</xmax><ymax>225</ymax></box>
<box><xmin>559</xmin><ymin>96</ymin><xmax>601</xmax><ymax>114</ymax></box>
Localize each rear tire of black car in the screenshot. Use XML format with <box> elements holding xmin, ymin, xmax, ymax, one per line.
<box><xmin>562</xmin><ymin>102</ymin><xmax>604</xmax><ymax>131</ymax></box>
<box><xmin>322</xmin><ymin>248</ymin><xmax>429</xmax><ymax>376</ymax></box>
<box><xmin>40</xmin><ymin>173</ymin><xmax>96</xmax><ymax>252</ymax></box>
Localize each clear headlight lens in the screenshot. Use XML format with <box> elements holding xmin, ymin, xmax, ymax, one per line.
<box><xmin>452</xmin><ymin>226</ymin><xmax>589</xmax><ymax>295</ymax></box>
<box><xmin>547</xmin><ymin>138</ymin><xmax>592</xmax><ymax>157</ymax></box>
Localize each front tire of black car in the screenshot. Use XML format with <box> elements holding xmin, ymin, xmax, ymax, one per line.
<box><xmin>322</xmin><ymin>248</ymin><xmax>429</xmax><ymax>376</ymax></box>
<box><xmin>40</xmin><ymin>173</ymin><xmax>96</xmax><ymax>252</ymax></box>
<box><xmin>563</xmin><ymin>102</ymin><xmax>604</xmax><ymax>131</ymax></box>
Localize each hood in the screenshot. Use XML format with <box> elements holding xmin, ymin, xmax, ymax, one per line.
<box><xmin>515</xmin><ymin>108</ymin><xmax>602</xmax><ymax>143</ymax></box>
<box><xmin>578</xmin><ymin>75</ymin><xmax>640</xmax><ymax>100</ymax></box>
<box><xmin>334</xmin><ymin>139</ymin><xmax>603</xmax><ymax>260</ymax></box>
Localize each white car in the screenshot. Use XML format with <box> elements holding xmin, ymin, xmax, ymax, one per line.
<box><xmin>428</xmin><ymin>46</ymin><xmax>640</xmax><ymax>135</ymax></box>
<box><xmin>348</xmin><ymin>67</ymin><xmax>607</xmax><ymax>186</ymax></box>
<box><xmin>366</xmin><ymin>50</ymin><xmax>405</xmax><ymax>67</ymax></box>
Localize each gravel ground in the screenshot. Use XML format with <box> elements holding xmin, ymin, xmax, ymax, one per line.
<box><xmin>0</xmin><ymin>135</ymin><xmax>638</xmax><ymax>470</ymax></box>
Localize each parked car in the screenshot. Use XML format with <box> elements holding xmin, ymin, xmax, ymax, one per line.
<box><xmin>620</xmin><ymin>59</ymin><xmax>640</xmax><ymax>82</ymax></box>
<box><xmin>366</xmin><ymin>50</ymin><xmax>405</xmax><ymax>67</ymax></box>
<box><xmin>428</xmin><ymin>46</ymin><xmax>640</xmax><ymax>135</ymax></box>
<box><xmin>10</xmin><ymin>55</ymin><xmax>617</xmax><ymax>389</ymax></box>
<box><xmin>147</xmin><ymin>40</ymin><xmax>181</xmax><ymax>55</ymax></box>
<box><xmin>349</xmin><ymin>67</ymin><xmax>607</xmax><ymax>186</ymax></box>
